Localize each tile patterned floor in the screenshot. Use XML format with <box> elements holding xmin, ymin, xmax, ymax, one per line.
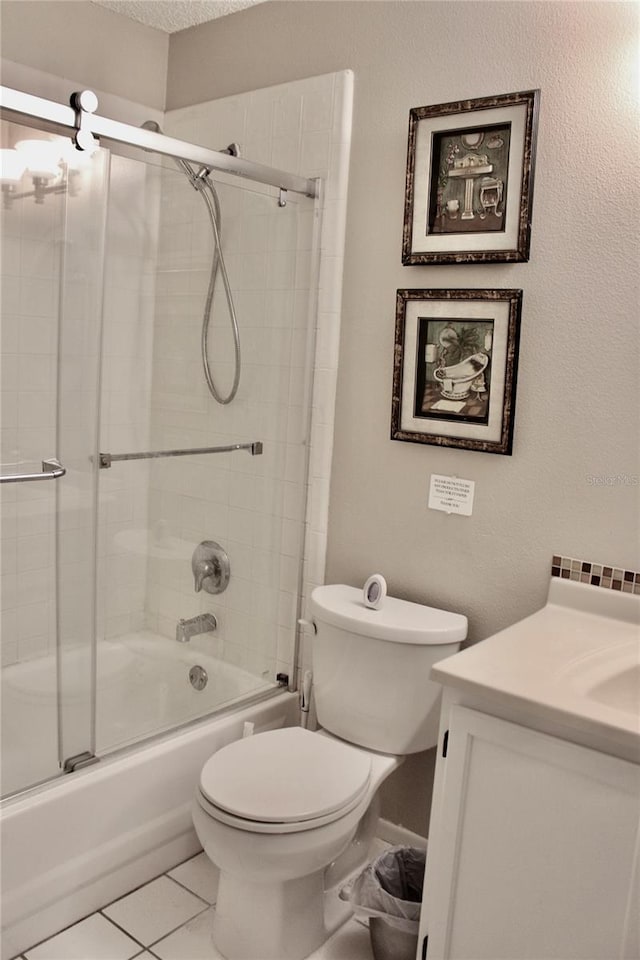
<box><xmin>16</xmin><ymin>851</ymin><xmax>375</xmax><ymax>960</ymax></box>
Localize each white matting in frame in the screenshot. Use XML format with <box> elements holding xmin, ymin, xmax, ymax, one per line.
<box><xmin>391</xmin><ymin>289</ymin><xmax>522</xmax><ymax>456</ymax></box>
<box><xmin>402</xmin><ymin>90</ymin><xmax>540</xmax><ymax>265</ymax></box>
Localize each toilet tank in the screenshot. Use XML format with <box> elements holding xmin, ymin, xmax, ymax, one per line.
<box><xmin>310</xmin><ymin>585</ymin><xmax>467</xmax><ymax>754</ymax></box>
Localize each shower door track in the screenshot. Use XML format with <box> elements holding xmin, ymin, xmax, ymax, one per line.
<box><xmin>0</xmin><ymin>84</ymin><xmax>319</xmax><ymax>199</ymax></box>
<box><xmin>98</xmin><ymin>441</ymin><xmax>263</xmax><ymax>468</ymax></box>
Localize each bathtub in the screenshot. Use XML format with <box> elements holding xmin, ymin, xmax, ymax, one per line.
<box><xmin>1</xmin><ymin>630</ymin><xmax>279</xmax><ymax>795</ymax></box>
<box><xmin>0</xmin><ymin>666</ymin><xmax>298</xmax><ymax>960</ymax></box>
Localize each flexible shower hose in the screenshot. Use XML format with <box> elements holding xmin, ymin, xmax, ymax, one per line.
<box><xmin>141</xmin><ymin>121</ymin><xmax>241</xmax><ymax>405</ymax></box>
<box><xmin>195</xmin><ymin>176</ymin><xmax>241</xmax><ymax>405</ymax></box>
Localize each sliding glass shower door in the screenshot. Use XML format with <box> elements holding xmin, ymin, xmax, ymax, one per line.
<box><xmin>0</xmin><ymin>120</ymin><xmax>108</xmax><ymax>796</ymax></box>
<box><xmin>94</xmin><ymin>150</ymin><xmax>318</xmax><ymax>754</ymax></box>
<box><xmin>1</xmin><ymin>93</ymin><xmax>321</xmax><ymax>793</ymax></box>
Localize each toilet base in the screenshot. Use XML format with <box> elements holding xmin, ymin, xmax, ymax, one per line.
<box><xmin>213</xmin><ymin>869</ymin><xmax>327</xmax><ymax>960</ymax></box>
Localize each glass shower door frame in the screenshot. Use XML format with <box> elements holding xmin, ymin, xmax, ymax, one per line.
<box><xmin>54</xmin><ymin>143</ymin><xmax>110</xmax><ymax>774</ymax></box>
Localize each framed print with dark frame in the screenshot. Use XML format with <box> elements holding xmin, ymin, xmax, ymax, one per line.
<box><xmin>402</xmin><ymin>90</ymin><xmax>539</xmax><ymax>264</ymax></box>
<box><xmin>391</xmin><ymin>289</ymin><xmax>522</xmax><ymax>455</ymax></box>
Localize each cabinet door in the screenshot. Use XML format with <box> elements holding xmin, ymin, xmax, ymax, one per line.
<box><xmin>425</xmin><ymin>706</ymin><xmax>640</xmax><ymax>960</ymax></box>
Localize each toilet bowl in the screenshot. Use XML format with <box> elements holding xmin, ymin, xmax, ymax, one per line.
<box><xmin>192</xmin><ymin>583</ymin><xmax>467</xmax><ymax>960</ymax></box>
<box><xmin>193</xmin><ymin>726</ymin><xmax>400</xmax><ymax>960</ymax></box>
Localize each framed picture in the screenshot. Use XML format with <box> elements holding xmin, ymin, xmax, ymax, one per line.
<box><xmin>391</xmin><ymin>289</ymin><xmax>522</xmax><ymax>455</ymax></box>
<box><xmin>402</xmin><ymin>90</ymin><xmax>540</xmax><ymax>265</ymax></box>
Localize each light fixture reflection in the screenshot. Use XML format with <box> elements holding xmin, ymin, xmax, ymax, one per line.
<box><xmin>15</xmin><ymin>139</ymin><xmax>62</xmax><ymax>180</ymax></box>
<box><xmin>0</xmin><ymin>148</ymin><xmax>27</xmax><ymax>184</ymax></box>
<box><xmin>1</xmin><ymin>136</ymin><xmax>94</xmax><ymax>208</ymax></box>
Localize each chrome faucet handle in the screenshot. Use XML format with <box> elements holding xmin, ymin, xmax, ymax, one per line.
<box><xmin>192</xmin><ymin>541</ymin><xmax>230</xmax><ymax>594</ymax></box>
<box><xmin>194</xmin><ymin>560</ymin><xmax>215</xmax><ymax>593</ymax></box>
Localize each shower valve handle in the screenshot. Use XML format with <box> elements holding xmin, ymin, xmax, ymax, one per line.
<box><xmin>194</xmin><ymin>560</ymin><xmax>215</xmax><ymax>592</ymax></box>
<box><xmin>192</xmin><ymin>540</ymin><xmax>231</xmax><ymax>595</ymax></box>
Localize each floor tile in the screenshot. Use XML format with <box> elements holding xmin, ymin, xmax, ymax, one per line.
<box><xmin>167</xmin><ymin>852</ymin><xmax>220</xmax><ymax>904</ymax></box>
<box><xmin>309</xmin><ymin>918</ymin><xmax>374</xmax><ymax>960</ymax></box>
<box><xmin>151</xmin><ymin>908</ymin><xmax>222</xmax><ymax>960</ymax></box>
<box><xmin>102</xmin><ymin>876</ymin><xmax>207</xmax><ymax>946</ymax></box>
<box><xmin>24</xmin><ymin>913</ymin><xmax>141</xmax><ymax>960</ymax></box>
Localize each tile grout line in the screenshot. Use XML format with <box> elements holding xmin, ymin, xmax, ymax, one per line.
<box><xmin>145</xmin><ymin>901</ymin><xmax>211</xmax><ymax>950</ymax></box>
<box><xmin>19</xmin><ymin>838</ymin><xmax>385</xmax><ymax>956</ymax></box>
<box><xmin>164</xmin><ymin>870</ymin><xmax>217</xmax><ymax>905</ymax></box>
<box><xmin>100</xmin><ymin>870</ymin><xmax>175</xmax><ymax>914</ymax></box>
<box><xmin>18</xmin><ymin>909</ymin><xmax>135</xmax><ymax>960</ymax></box>
<box><xmin>99</xmin><ymin>872</ymin><xmax>210</xmax><ymax>951</ymax></box>
<box><xmin>18</xmin><ymin>860</ymin><xmax>208</xmax><ymax>959</ymax></box>
<box><xmin>101</xmin><ymin>870</ymin><xmax>208</xmax><ymax>916</ymax></box>
<box><xmin>95</xmin><ymin>909</ymin><xmax>149</xmax><ymax>955</ymax></box>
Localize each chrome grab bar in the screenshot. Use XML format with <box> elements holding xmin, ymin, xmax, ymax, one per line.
<box><xmin>0</xmin><ymin>458</ymin><xmax>66</xmax><ymax>484</ymax></box>
<box><xmin>99</xmin><ymin>441</ymin><xmax>263</xmax><ymax>469</ymax></box>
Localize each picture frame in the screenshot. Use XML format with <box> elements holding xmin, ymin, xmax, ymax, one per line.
<box><xmin>402</xmin><ymin>90</ymin><xmax>540</xmax><ymax>265</ymax></box>
<box><xmin>391</xmin><ymin>289</ymin><xmax>522</xmax><ymax>455</ymax></box>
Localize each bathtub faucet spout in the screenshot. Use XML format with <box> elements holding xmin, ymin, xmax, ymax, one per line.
<box><xmin>176</xmin><ymin>613</ymin><xmax>217</xmax><ymax>643</ymax></box>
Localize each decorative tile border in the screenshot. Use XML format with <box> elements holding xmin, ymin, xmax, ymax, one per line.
<box><xmin>551</xmin><ymin>555</ymin><xmax>640</xmax><ymax>594</ymax></box>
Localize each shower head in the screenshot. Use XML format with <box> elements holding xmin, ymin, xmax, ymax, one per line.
<box><xmin>140</xmin><ymin>120</ymin><xmax>240</xmax><ymax>191</ymax></box>
<box><xmin>140</xmin><ymin>120</ymin><xmax>198</xmax><ymax>183</ymax></box>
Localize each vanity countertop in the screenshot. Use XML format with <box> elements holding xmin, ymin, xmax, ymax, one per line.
<box><xmin>431</xmin><ymin>578</ymin><xmax>640</xmax><ymax>759</ymax></box>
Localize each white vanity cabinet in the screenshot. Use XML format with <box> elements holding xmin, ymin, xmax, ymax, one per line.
<box><xmin>420</xmin><ymin>700</ymin><xmax>640</xmax><ymax>959</ymax></box>
<box><xmin>417</xmin><ymin>579</ymin><xmax>640</xmax><ymax>960</ymax></box>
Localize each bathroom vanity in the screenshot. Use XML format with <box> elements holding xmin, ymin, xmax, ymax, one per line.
<box><xmin>419</xmin><ymin>578</ymin><xmax>640</xmax><ymax>960</ymax></box>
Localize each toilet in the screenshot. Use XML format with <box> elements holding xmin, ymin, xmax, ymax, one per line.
<box><xmin>192</xmin><ymin>583</ymin><xmax>467</xmax><ymax>960</ymax></box>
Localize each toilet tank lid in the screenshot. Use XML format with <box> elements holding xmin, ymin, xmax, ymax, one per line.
<box><xmin>311</xmin><ymin>584</ymin><xmax>467</xmax><ymax>645</ymax></box>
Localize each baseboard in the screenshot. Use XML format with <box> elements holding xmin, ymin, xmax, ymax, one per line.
<box><xmin>377</xmin><ymin>817</ymin><xmax>427</xmax><ymax>849</ymax></box>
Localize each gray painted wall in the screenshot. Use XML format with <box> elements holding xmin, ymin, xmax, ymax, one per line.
<box><xmin>0</xmin><ymin>0</ymin><xmax>168</xmax><ymax>110</ymax></box>
<box><xmin>168</xmin><ymin>1</ymin><xmax>639</xmax><ymax>833</ymax></box>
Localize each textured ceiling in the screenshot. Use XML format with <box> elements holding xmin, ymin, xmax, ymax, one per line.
<box><xmin>91</xmin><ymin>0</ymin><xmax>266</xmax><ymax>33</ymax></box>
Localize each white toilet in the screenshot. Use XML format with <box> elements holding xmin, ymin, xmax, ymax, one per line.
<box><xmin>192</xmin><ymin>583</ymin><xmax>467</xmax><ymax>960</ymax></box>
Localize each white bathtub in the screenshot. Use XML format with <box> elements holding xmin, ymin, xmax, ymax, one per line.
<box><xmin>1</xmin><ymin>631</ymin><xmax>278</xmax><ymax>796</ymax></box>
<box><xmin>0</xmin><ymin>690</ymin><xmax>298</xmax><ymax>960</ymax></box>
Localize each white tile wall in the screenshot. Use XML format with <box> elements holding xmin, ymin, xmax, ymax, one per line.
<box><xmin>148</xmin><ymin>71</ymin><xmax>353</xmax><ymax>685</ymax></box>
<box><xmin>143</xmin><ymin>167</ymin><xmax>312</xmax><ymax>685</ymax></box>
<box><xmin>96</xmin><ymin>154</ymin><xmax>161</xmax><ymax>643</ymax></box>
<box><xmin>300</xmin><ymin>71</ymin><xmax>353</xmax><ymax>680</ymax></box>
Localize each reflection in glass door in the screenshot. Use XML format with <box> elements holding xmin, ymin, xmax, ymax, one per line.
<box><xmin>93</xmin><ymin>154</ymin><xmax>319</xmax><ymax>754</ymax></box>
<box><xmin>0</xmin><ymin>121</ymin><xmax>108</xmax><ymax>796</ymax></box>
<box><xmin>1</xmin><ymin>108</ymin><xmax>321</xmax><ymax>787</ymax></box>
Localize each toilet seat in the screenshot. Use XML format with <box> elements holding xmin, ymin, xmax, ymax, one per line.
<box><xmin>197</xmin><ymin>726</ymin><xmax>372</xmax><ymax>835</ymax></box>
